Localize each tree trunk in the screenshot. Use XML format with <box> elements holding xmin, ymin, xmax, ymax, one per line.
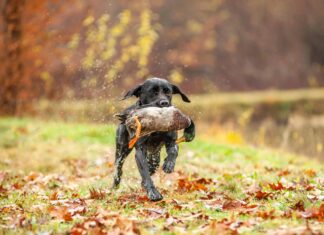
<box><xmin>0</xmin><ymin>0</ymin><xmax>25</xmax><ymax>115</ymax></box>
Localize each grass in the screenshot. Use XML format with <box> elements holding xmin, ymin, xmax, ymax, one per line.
<box><xmin>0</xmin><ymin>117</ymin><xmax>323</xmax><ymax>234</ymax></box>
<box><xmin>30</xmin><ymin>89</ymin><xmax>324</xmax><ymax>159</ymax></box>
<box><xmin>33</xmin><ymin>87</ymin><xmax>324</xmax><ymax>123</ymax></box>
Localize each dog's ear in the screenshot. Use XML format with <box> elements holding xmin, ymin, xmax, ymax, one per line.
<box><xmin>121</xmin><ymin>84</ymin><xmax>142</xmax><ymax>100</ymax></box>
<box><xmin>172</xmin><ymin>84</ymin><xmax>191</xmax><ymax>103</ymax></box>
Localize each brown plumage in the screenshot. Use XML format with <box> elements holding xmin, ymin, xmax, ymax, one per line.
<box><xmin>115</xmin><ymin>106</ymin><xmax>191</xmax><ymax>148</ymax></box>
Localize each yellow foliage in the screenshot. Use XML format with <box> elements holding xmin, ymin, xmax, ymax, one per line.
<box><xmin>119</xmin><ymin>10</ymin><xmax>131</xmax><ymax>25</ymax></box>
<box><xmin>82</xmin><ymin>48</ymin><xmax>95</xmax><ymax>69</ymax></box>
<box><xmin>83</xmin><ymin>15</ymin><xmax>95</xmax><ymax>26</ymax></box>
<box><xmin>67</xmin><ymin>34</ymin><xmax>80</xmax><ymax>49</ymax></box>
<box><xmin>187</xmin><ymin>20</ymin><xmax>203</xmax><ymax>34</ymax></box>
<box><xmin>170</xmin><ymin>69</ymin><xmax>184</xmax><ymax>84</ymax></box>
<box><xmin>98</xmin><ymin>14</ymin><xmax>110</xmax><ymax>25</ymax></box>
<box><xmin>136</xmin><ymin>68</ymin><xmax>149</xmax><ymax>78</ymax></box>
<box><xmin>121</xmin><ymin>35</ymin><xmax>131</xmax><ymax>46</ymax></box>
<box><xmin>136</xmin><ymin>9</ymin><xmax>158</xmax><ymax>69</ymax></box>
<box><xmin>225</xmin><ymin>131</ymin><xmax>244</xmax><ymax>145</ymax></box>
<box><xmin>72</xmin><ymin>6</ymin><xmax>158</xmax><ymax>83</ymax></box>
<box><xmin>40</xmin><ymin>71</ymin><xmax>52</xmax><ymax>81</ymax></box>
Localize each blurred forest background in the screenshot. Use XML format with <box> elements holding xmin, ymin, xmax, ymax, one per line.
<box><xmin>0</xmin><ymin>0</ymin><xmax>324</xmax><ymax>158</ymax></box>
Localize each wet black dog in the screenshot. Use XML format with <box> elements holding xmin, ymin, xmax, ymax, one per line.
<box><xmin>112</xmin><ymin>78</ymin><xmax>191</xmax><ymax>201</ymax></box>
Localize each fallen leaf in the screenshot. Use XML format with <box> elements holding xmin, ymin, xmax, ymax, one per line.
<box><xmin>222</xmin><ymin>199</ymin><xmax>246</xmax><ymax>210</ymax></box>
<box><xmin>137</xmin><ymin>208</ymin><xmax>166</xmax><ymax>219</ymax></box>
<box><xmin>48</xmin><ymin>206</ymin><xmax>73</xmax><ymax>221</ymax></box>
<box><xmin>0</xmin><ymin>185</ymin><xmax>8</xmax><ymax>195</ymax></box>
<box><xmin>256</xmin><ymin>210</ymin><xmax>275</xmax><ymax>219</ymax></box>
<box><xmin>12</xmin><ymin>182</ymin><xmax>23</xmax><ymax>190</ymax></box>
<box><xmin>25</xmin><ymin>172</ymin><xmax>40</xmax><ymax>181</ymax></box>
<box><xmin>49</xmin><ymin>191</ymin><xmax>59</xmax><ymax>200</ymax></box>
<box><xmin>281</xmin><ymin>209</ymin><xmax>293</xmax><ymax>218</ymax></box>
<box><xmin>177</xmin><ymin>177</ymin><xmax>208</xmax><ymax>192</ymax></box>
<box><xmin>269</xmin><ymin>182</ymin><xmax>284</xmax><ymax>191</ymax></box>
<box><xmin>70</xmin><ymin>218</ymin><xmax>106</xmax><ymax>235</ymax></box>
<box><xmin>89</xmin><ymin>188</ymin><xmax>105</xmax><ymax>199</ymax></box>
<box><xmin>278</xmin><ymin>169</ymin><xmax>290</xmax><ymax>176</ymax></box>
<box><xmin>291</xmin><ymin>200</ymin><xmax>305</xmax><ymax>211</ymax></box>
<box><xmin>48</xmin><ymin>198</ymin><xmax>87</xmax><ymax>221</ymax></box>
<box><xmin>300</xmin><ymin>203</ymin><xmax>324</xmax><ymax>222</ymax></box>
<box><xmin>304</xmin><ymin>169</ymin><xmax>316</xmax><ymax>178</ymax></box>
<box><xmin>254</xmin><ymin>190</ymin><xmax>273</xmax><ymax>200</ymax></box>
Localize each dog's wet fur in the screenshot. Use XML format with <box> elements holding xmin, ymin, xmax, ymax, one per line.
<box><xmin>112</xmin><ymin>78</ymin><xmax>191</xmax><ymax>201</ymax></box>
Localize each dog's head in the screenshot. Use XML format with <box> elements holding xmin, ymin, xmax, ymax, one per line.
<box><xmin>122</xmin><ymin>77</ymin><xmax>190</xmax><ymax>107</ymax></box>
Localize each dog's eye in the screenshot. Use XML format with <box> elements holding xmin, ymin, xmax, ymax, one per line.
<box><xmin>163</xmin><ymin>88</ymin><xmax>171</xmax><ymax>94</ymax></box>
<box><xmin>152</xmin><ymin>86</ymin><xmax>159</xmax><ymax>94</ymax></box>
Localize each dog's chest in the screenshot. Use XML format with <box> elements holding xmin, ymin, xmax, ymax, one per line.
<box><xmin>145</xmin><ymin>133</ymin><xmax>165</xmax><ymax>153</ymax></box>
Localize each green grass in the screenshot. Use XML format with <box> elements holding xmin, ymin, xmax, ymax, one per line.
<box><xmin>0</xmin><ymin>117</ymin><xmax>323</xmax><ymax>234</ymax></box>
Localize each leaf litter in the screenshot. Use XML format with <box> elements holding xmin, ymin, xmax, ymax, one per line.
<box><xmin>0</xmin><ymin>120</ymin><xmax>323</xmax><ymax>234</ymax></box>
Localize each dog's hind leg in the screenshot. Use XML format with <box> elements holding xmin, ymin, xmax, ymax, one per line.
<box><xmin>112</xmin><ymin>124</ymin><xmax>132</xmax><ymax>189</ymax></box>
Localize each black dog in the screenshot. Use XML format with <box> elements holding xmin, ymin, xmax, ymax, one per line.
<box><xmin>112</xmin><ymin>78</ymin><xmax>191</xmax><ymax>201</ymax></box>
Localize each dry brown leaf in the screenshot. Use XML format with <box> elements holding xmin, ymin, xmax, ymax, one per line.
<box><xmin>269</xmin><ymin>182</ymin><xmax>285</xmax><ymax>191</ymax></box>
<box><xmin>300</xmin><ymin>203</ymin><xmax>324</xmax><ymax>222</ymax></box>
<box><xmin>89</xmin><ymin>188</ymin><xmax>105</xmax><ymax>200</ymax></box>
<box><xmin>0</xmin><ymin>185</ymin><xmax>8</xmax><ymax>195</ymax></box>
<box><xmin>177</xmin><ymin>177</ymin><xmax>208</xmax><ymax>192</ymax></box>
<box><xmin>70</xmin><ymin>208</ymin><xmax>140</xmax><ymax>235</ymax></box>
<box><xmin>25</xmin><ymin>172</ymin><xmax>40</xmax><ymax>181</ymax></box>
<box><xmin>223</xmin><ymin>199</ymin><xmax>247</xmax><ymax>210</ymax></box>
<box><xmin>12</xmin><ymin>182</ymin><xmax>23</xmax><ymax>190</ymax></box>
<box><xmin>49</xmin><ymin>191</ymin><xmax>59</xmax><ymax>200</ymax></box>
<box><xmin>48</xmin><ymin>205</ymin><xmax>73</xmax><ymax>221</ymax></box>
<box><xmin>256</xmin><ymin>210</ymin><xmax>275</xmax><ymax>219</ymax></box>
<box><xmin>48</xmin><ymin>198</ymin><xmax>87</xmax><ymax>221</ymax></box>
<box><xmin>254</xmin><ymin>190</ymin><xmax>273</xmax><ymax>200</ymax></box>
<box><xmin>70</xmin><ymin>218</ymin><xmax>106</xmax><ymax>235</ymax></box>
<box><xmin>278</xmin><ymin>169</ymin><xmax>290</xmax><ymax>176</ymax></box>
<box><xmin>304</xmin><ymin>169</ymin><xmax>316</xmax><ymax>178</ymax></box>
<box><xmin>291</xmin><ymin>200</ymin><xmax>305</xmax><ymax>211</ymax></box>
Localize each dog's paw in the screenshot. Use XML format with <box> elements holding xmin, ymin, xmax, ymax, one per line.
<box><xmin>147</xmin><ymin>187</ymin><xmax>163</xmax><ymax>201</ymax></box>
<box><xmin>162</xmin><ymin>160</ymin><xmax>175</xmax><ymax>173</ymax></box>
<box><xmin>111</xmin><ymin>182</ymin><xmax>120</xmax><ymax>190</ymax></box>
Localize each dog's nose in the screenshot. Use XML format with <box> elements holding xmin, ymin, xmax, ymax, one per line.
<box><xmin>159</xmin><ymin>100</ymin><xmax>169</xmax><ymax>107</ymax></box>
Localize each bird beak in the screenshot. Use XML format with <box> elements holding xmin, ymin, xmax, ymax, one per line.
<box><xmin>176</xmin><ymin>136</ymin><xmax>186</xmax><ymax>144</ymax></box>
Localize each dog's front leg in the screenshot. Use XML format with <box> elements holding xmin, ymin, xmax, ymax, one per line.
<box><xmin>135</xmin><ymin>141</ymin><xmax>163</xmax><ymax>201</ymax></box>
<box><xmin>163</xmin><ymin>133</ymin><xmax>178</xmax><ymax>173</ymax></box>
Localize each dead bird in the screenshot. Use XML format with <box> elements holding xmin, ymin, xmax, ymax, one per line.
<box><xmin>115</xmin><ymin>106</ymin><xmax>194</xmax><ymax>148</ymax></box>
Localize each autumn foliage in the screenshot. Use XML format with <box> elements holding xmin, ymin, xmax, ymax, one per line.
<box><xmin>0</xmin><ymin>117</ymin><xmax>324</xmax><ymax>233</ymax></box>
